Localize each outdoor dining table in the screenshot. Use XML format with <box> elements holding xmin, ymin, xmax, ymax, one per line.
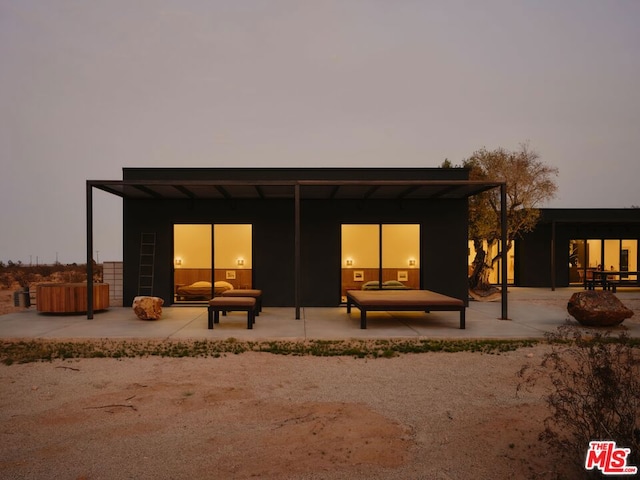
<box><xmin>588</xmin><ymin>271</ymin><xmax>640</xmax><ymax>292</ymax></box>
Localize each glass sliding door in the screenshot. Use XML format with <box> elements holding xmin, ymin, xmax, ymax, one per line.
<box><xmin>382</xmin><ymin>225</ymin><xmax>420</xmax><ymax>288</ymax></box>
<box><xmin>621</xmin><ymin>240</ymin><xmax>638</xmax><ymax>280</ymax></box>
<box><xmin>341</xmin><ymin>224</ymin><xmax>419</xmax><ymax>301</ymax></box>
<box><xmin>569</xmin><ymin>239</ymin><xmax>586</xmax><ymax>284</ymax></box>
<box><xmin>467</xmin><ymin>240</ymin><xmax>515</xmax><ymax>285</ymax></box>
<box><xmin>214</xmin><ymin>224</ymin><xmax>253</xmax><ymax>289</ymax></box>
<box><xmin>173</xmin><ymin>224</ymin><xmax>252</xmax><ymax>303</ymax></box>
<box><xmin>341</xmin><ymin>225</ymin><xmax>380</xmax><ymax>301</ymax></box>
<box><xmin>586</xmin><ymin>239</ymin><xmax>602</xmax><ymax>270</ymax></box>
<box><xmin>604</xmin><ymin>240</ymin><xmax>621</xmax><ymax>273</ymax></box>
<box><xmin>173</xmin><ymin>224</ymin><xmax>212</xmax><ymax>302</ymax></box>
<box><xmin>570</xmin><ymin>239</ymin><xmax>638</xmax><ymax>285</ymax></box>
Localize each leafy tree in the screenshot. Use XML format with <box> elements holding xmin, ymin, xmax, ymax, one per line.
<box><xmin>445</xmin><ymin>143</ymin><xmax>559</xmax><ymax>295</ymax></box>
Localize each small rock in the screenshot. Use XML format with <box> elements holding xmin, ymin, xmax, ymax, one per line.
<box><xmin>567</xmin><ymin>291</ymin><xmax>633</xmax><ymax>327</ymax></box>
<box><xmin>132</xmin><ymin>296</ymin><xmax>164</xmax><ymax>320</ymax></box>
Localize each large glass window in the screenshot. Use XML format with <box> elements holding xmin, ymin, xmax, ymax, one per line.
<box><xmin>569</xmin><ymin>239</ymin><xmax>585</xmax><ymax>283</ymax></box>
<box><xmin>173</xmin><ymin>224</ymin><xmax>252</xmax><ymax>302</ymax></box>
<box><xmin>570</xmin><ymin>239</ymin><xmax>638</xmax><ymax>285</ymax></box>
<box><xmin>341</xmin><ymin>224</ymin><xmax>419</xmax><ymax>301</ymax></box>
<box><xmin>604</xmin><ymin>240</ymin><xmax>621</xmax><ymax>272</ymax></box>
<box><xmin>467</xmin><ymin>240</ymin><xmax>515</xmax><ymax>284</ymax></box>
<box><xmin>214</xmin><ymin>224</ymin><xmax>253</xmax><ymax>289</ymax></box>
<box><xmin>621</xmin><ymin>240</ymin><xmax>638</xmax><ymax>280</ymax></box>
<box><xmin>587</xmin><ymin>240</ymin><xmax>602</xmax><ymax>270</ymax></box>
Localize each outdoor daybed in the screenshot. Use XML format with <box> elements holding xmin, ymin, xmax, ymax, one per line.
<box><xmin>346</xmin><ymin>289</ymin><xmax>465</xmax><ymax>329</ymax></box>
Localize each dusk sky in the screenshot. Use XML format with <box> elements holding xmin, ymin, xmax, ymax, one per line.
<box><xmin>1</xmin><ymin>0</ymin><xmax>639</xmax><ymax>264</ymax></box>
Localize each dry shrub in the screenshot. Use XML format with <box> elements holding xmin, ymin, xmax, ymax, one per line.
<box><xmin>0</xmin><ymin>263</ymin><xmax>98</xmax><ymax>288</ymax></box>
<box><xmin>519</xmin><ymin>325</ymin><xmax>640</xmax><ymax>478</ymax></box>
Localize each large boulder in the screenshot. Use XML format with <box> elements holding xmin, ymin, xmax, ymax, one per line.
<box><xmin>567</xmin><ymin>291</ymin><xmax>633</xmax><ymax>327</ymax></box>
<box><xmin>132</xmin><ymin>296</ymin><xmax>164</xmax><ymax>320</ymax></box>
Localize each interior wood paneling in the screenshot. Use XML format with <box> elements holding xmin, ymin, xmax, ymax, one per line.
<box><xmin>341</xmin><ymin>268</ymin><xmax>419</xmax><ymax>296</ymax></box>
<box><xmin>175</xmin><ymin>268</ymin><xmax>252</xmax><ymax>290</ymax></box>
<box><xmin>174</xmin><ymin>269</ymin><xmax>211</xmax><ymax>289</ymax></box>
<box><xmin>214</xmin><ymin>269</ymin><xmax>253</xmax><ymax>289</ymax></box>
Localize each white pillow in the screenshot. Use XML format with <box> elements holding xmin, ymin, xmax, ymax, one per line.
<box><xmin>214</xmin><ymin>281</ymin><xmax>234</xmax><ymax>290</ymax></box>
<box><xmin>191</xmin><ymin>281</ymin><xmax>212</xmax><ymax>287</ymax></box>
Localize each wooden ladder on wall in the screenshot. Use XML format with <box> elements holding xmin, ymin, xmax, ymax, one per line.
<box><xmin>137</xmin><ymin>232</ymin><xmax>156</xmax><ymax>296</ymax></box>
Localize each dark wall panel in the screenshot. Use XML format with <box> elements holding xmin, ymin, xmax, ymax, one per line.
<box><xmin>515</xmin><ymin>224</ymin><xmax>551</xmax><ymax>287</ymax></box>
<box><xmin>253</xmin><ymin>205</ymin><xmax>295</xmax><ymax>306</ymax></box>
<box><xmin>517</xmin><ymin>220</ymin><xmax>640</xmax><ymax>288</ymax></box>
<box><xmin>123</xmin><ymin>197</ymin><xmax>470</xmax><ymax>307</ymax></box>
<box><xmin>300</xmin><ymin>203</ymin><xmax>341</xmax><ymax>306</ymax></box>
<box><xmin>124</xmin><ymin>199</ymin><xmax>297</xmax><ymax>307</ymax></box>
<box><xmin>299</xmin><ymin>199</ymin><xmax>470</xmax><ymax>306</ymax></box>
<box><xmin>421</xmin><ymin>200</ymin><xmax>469</xmax><ymax>304</ymax></box>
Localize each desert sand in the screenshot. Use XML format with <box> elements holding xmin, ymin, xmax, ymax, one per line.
<box><xmin>1</xmin><ymin>346</ymin><xmax>566</xmax><ymax>480</ymax></box>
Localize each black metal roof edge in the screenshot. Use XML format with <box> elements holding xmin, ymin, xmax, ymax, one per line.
<box><xmin>121</xmin><ymin>166</ymin><xmax>472</xmax><ymax>182</ymax></box>
<box><xmin>88</xmin><ymin>179</ymin><xmax>502</xmax><ymax>187</ymax></box>
<box><xmin>538</xmin><ymin>208</ymin><xmax>640</xmax><ymax>223</ymax></box>
<box><xmin>87</xmin><ymin>178</ymin><xmax>503</xmax><ymax>200</ymax></box>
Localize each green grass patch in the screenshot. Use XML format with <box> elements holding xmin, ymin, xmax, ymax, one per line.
<box><xmin>0</xmin><ymin>338</ymin><xmax>541</xmax><ymax>364</ymax></box>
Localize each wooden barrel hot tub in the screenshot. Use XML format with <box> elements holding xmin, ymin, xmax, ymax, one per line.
<box><xmin>36</xmin><ymin>283</ymin><xmax>109</xmax><ymax>313</ymax></box>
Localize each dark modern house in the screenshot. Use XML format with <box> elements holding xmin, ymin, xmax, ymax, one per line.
<box><xmin>515</xmin><ymin>208</ymin><xmax>640</xmax><ymax>289</ymax></box>
<box><xmin>86</xmin><ymin>167</ymin><xmax>506</xmax><ymax>318</ymax></box>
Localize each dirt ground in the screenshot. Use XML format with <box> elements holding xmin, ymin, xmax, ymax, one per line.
<box><xmin>1</xmin><ymin>291</ymin><xmax>639</xmax><ymax>479</ymax></box>
<box><xmin>1</xmin><ymin>347</ymin><xmax>570</xmax><ymax>480</ymax></box>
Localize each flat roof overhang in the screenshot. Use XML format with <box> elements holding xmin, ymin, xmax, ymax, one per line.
<box><xmin>88</xmin><ymin>178</ymin><xmax>503</xmax><ymax>201</ymax></box>
<box><xmin>86</xmin><ymin>178</ymin><xmax>508</xmax><ymax>321</ymax></box>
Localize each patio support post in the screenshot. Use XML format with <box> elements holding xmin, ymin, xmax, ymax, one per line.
<box><xmin>86</xmin><ymin>181</ymin><xmax>94</xmax><ymax>319</ymax></box>
<box><xmin>378</xmin><ymin>225</ymin><xmax>383</xmax><ymax>288</ymax></box>
<box><xmin>295</xmin><ymin>183</ymin><xmax>301</xmax><ymax>320</ymax></box>
<box><xmin>551</xmin><ymin>220</ymin><xmax>556</xmax><ymax>291</ymax></box>
<box><xmin>211</xmin><ymin>226</ymin><xmax>215</xmax><ymax>300</ymax></box>
<box><xmin>500</xmin><ymin>183</ymin><xmax>508</xmax><ymax>320</ymax></box>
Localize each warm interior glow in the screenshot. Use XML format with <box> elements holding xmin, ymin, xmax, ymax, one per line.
<box><xmin>173</xmin><ymin>224</ymin><xmax>253</xmax><ymax>269</ymax></box>
<box><xmin>468</xmin><ymin>240</ymin><xmax>515</xmax><ymax>284</ymax></box>
<box><xmin>341</xmin><ymin>225</ymin><xmax>379</xmax><ymax>268</ymax></box>
<box><xmin>382</xmin><ymin>225</ymin><xmax>420</xmax><ymax>268</ymax></box>
<box><xmin>341</xmin><ymin>224</ymin><xmax>420</xmax><ymax>268</ymax></box>
<box><xmin>174</xmin><ymin>224</ymin><xmax>212</xmax><ymax>268</ymax></box>
<box><xmin>340</xmin><ymin>224</ymin><xmax>421</xmax><ymax>300</ymax></box>
<box><xmin>214</xmin><ymin>224</ymin><xmax>252</xmax><ymax>268</ymax></box>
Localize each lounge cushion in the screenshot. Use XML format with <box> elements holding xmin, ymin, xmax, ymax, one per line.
<box><xmin>347</xmin><ymin>289</ymin><xmax>463</xmax><ymax>307</ymax></box>
<box><xmin>209</xmin><ymin>297</ymin><xmax>256</xmax><ymax>307</ymax></box>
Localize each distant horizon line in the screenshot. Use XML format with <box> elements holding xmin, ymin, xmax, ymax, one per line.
<box><xmin>0</xmin><ymin>260</ymin><xmax>122</xmax><ymax>266</ymax></box>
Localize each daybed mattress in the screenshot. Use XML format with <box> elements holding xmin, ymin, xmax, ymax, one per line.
<box><xmin>347</xmin><ymin>289</ymin><xmax>464</xmax><ymax>307</ymax></box>
<box><xmin>346</xmin><ymin>289</ymin><xmax>466</xmax><ymax>329</ymax></box>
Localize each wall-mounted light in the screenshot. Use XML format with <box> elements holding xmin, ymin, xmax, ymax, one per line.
<box><xmin>345</xmin><ymin>258</ymin><xmax>353</xmax><ymax>267</ymax></box>
<box><xmin>408</xmin><ymin>258</ymin><xmax>416</xmax><ymax>267</ymax></box>
<box><xmin>174</xmin><ymin>257</ymin><xmax>182</xmax><ymax>266</ymax></box>
<box><xmin>237</xmin><ymin>258</ymin><xmax>244</xmax><ymax>266</ymax></box>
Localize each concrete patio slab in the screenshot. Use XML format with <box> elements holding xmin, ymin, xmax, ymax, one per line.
<box><xmin>0</xmin><ymin>288</ymin><xmax>638</xmax><ymax>341</ymax></box>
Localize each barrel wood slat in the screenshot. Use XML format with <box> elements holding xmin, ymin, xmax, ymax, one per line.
<box><xmin>36</xmin><ymin>283</ymin><xmax>109</xmax><ymax>313</ymax></box>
